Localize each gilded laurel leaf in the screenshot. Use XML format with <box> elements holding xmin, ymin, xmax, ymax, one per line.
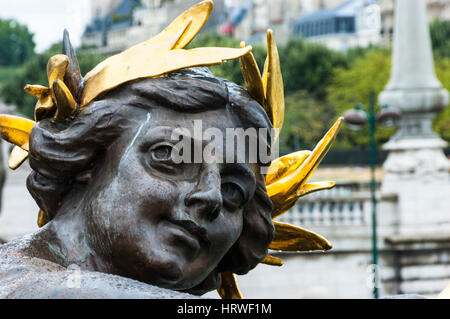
<box><xmin>239</xmin><ymin>41</ymin><xmax>266</xmax><ymax>108</ymax></box>
<box><xmin>0</xmin><ymin>115</ymin><xmax>35</xmax><ymax>148</ymax></box>
<box><xmin>265</xmin><ymin>150</ymin><xmax>311</xmax><ymax>186</ymax></box>
<box><xmin>8</xmin><ymin>145</ymin><xmax>29</xmax><ymax>170</ymax></box>
<box><xmin>269</xmin><ymin>222</ymin><xmax>332</xmax><ymax>252</ymax></box>
<box><xmin>264</xmin><ymin>29</ymin><xmax>284</xmax><ymax>140</ymax></box>
<box><xmin>52</xmin><ymin>79</ymin><xmax>78</xmax><ymax>122</ymax></box>
<box><xmin>47</xmin><ymin>54</ymin><xmax>69</xmax><ymax>88</ymax></box>
<box><xmin>261</xmin><ymin>254</ymin><xmax>284</xmax><ymax>266</ymax></box>
<box><xmin>24</xmin><ymin>85</ymin><xmax>50</xmax><ymax>99</ymax></box>
<box><xmin>217</xmin><ymin>272</ymin><xmax>243</xmax><ymax>299</ymax></box>
<box><xmin>82</xmin><ymin>46</ymin><xmax>251</xmax><ymax>106</ymax></box>
<box><xmin>266</xmin><ymin>118</ymin><xmax>342</xmax><ymax>218</ymax></box>
<box><xmin>144</xmin><ymin>0</ymin><xmax>213</xmax><ymax>50</ymax></box>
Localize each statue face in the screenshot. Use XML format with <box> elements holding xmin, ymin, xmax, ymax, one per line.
<box><xmin>83</xmin><ymin>105</ymin><xmax>257</xmax><ymax>290</ymax></box>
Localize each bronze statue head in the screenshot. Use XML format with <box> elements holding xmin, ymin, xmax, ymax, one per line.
<box><xmin>0</xmin><ymin>1</ymin><xmax>340</xmax><ymax>298</ymax></box>
<box><xmin>26</xmin><ymin>67</ymin><xmax>275</xmax><ymax>295</ymax></box>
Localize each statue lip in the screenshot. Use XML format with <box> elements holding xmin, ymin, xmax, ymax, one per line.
<box><xmin>168</xmin><ymin>218</ymin><xmax>210</xmax><ymax>247</ymax></box>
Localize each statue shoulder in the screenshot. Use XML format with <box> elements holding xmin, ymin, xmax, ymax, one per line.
<box><xmin>0</xmin><ymin>239</ymin><xmax>199</xmax><ymax>299</ymax></box>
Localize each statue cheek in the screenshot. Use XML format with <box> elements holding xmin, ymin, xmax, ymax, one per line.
<box><xmin>138</xmin><ymin>179</ymin><xmax>181</xmax><ymax>217</ymax></box>
<box><xmin>210</xmin><ymin>211</ymin><xmax>244</xmax><ymax>250</ymax></box>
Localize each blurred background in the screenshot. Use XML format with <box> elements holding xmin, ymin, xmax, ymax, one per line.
<box><xmin>0</xmin><ymin>0</ymin><xmax>449</xmax><ymax>299</ymax></box>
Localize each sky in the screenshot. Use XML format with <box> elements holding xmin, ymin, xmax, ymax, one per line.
<box><xmin>0</xmin><ymin>0</ymin><xmax>91</xmax><ymax>52</ymax></box>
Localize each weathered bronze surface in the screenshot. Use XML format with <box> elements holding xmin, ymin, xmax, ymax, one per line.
<box><xmin>0</xmin><ymin>1</ymin><xmax>341</xmax><ymax>299</ymax></box>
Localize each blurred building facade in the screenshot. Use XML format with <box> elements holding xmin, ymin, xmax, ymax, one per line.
<box><xmin>81</xmin><ymin>0</ymin><xmax>225</xmax><ymax>55</ymax></box>
<box><xmin>292</xmin><ymin>0</ymin><xmax>381</xmax><ymax>51</ymax></box>
<box><xmin>81</xmin><ymin>0</ymin><xmax>355</xmax><ymax>53</ymax></box>
<box><xmin>90</xmin><ymin>0</ymin><xmax>124</xmax><ymax>18</ymax></box>
<box><xmin>82</xmin><ymin>0</ymin><xmax>450</xmax><ymax>55</ymax></box>
<box><xmin>221</xmin><ymin>0</ymin><xmax>450</xmax><ymax>50</ymax></box>
<box><xmin>380</xmin><ymin>0</ymin><xmax>450</xmax><ymax>45</ymax></box>
<box><xmin>219</xmin><ymin>0</ymin><xmax>344</xmax><ymax>45</ymax></box>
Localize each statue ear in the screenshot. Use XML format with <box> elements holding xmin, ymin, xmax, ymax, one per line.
<box><xmin>62</xmin><ymin>29</ymin><xmax>84</xmax><ymax>104</ymax></box>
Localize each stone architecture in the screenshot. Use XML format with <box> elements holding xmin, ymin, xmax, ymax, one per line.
<box><xmin>378</xmin><ymin>0</ymin><xmax>450</xmax><ymax>296</ymax></box>
<box><xmin>82</xmin><ymin>0</ymin><xmax>225</xmax><ymax>55</ymax></box>
<box><xmin>82</xmin><ymin>0</ymin><xmax>351</xmax><ymax>57</ymax></box>
<box><xmin>220</xmin><ymin>0</ymin><xmax>344</xmax><ymax>46</ymax></box>
<box><xmin>292</xmin><ymin>0</ymin><xmax>381</xmax><ymax>52</ymax></box>
<box><xmin>90</xmin><ymin>0</ymin><xmax>123</xmax><ymax>19</ymax></box>
<box><xmin>379</xmin><ymin>0</ymin><xmax>450</xmax><ymax>45</ymax></box>
<box><xmin>379</xmin><ymin>0</ymin><xmax>450</xmax><ymax>235</ymax></box>
<box><xmin>220</xmin><ymin>0</ymin><xmax>302</xmax><ymax>45</ymax></box>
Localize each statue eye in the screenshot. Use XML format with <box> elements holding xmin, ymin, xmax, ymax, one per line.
<box><xmin>221</xmin><ymin>182</ymin><xmax>245</xmax><ymax>211</ymax></box>
<box><xmin>151</xmin><ymin>144</ymin><xmax>173</xmax><ymax>161</ymax></box>
<box><xmin>147</xmin><ymin>143</ymin><xmax>180</xmax><ymax>174</ymax></box>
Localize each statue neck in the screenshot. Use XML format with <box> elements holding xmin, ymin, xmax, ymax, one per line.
<box><xmin>26</xmin><ymin>201</ymin><xmax>113</xmax><ymax>273</ymax></box>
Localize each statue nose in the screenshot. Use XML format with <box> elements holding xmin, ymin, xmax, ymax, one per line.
<box><xmin>184</xmin><ymin>170</ymin><xmax>222</xmax><ymax>222</ymax></box>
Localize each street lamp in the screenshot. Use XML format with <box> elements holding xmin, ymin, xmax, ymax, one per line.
<box><xmin>342</xmin><ymin>91</ymin><xmax>401</xmax><ymax>299</ymax></box>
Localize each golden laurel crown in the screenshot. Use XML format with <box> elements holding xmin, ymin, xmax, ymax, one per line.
<box><xmin>0</xmin><ymin>0</ymin><xmax>342</xmax><ymax>299</ymax></box>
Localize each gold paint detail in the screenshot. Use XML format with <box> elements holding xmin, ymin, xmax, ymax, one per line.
<box><xmin>269</xmin><ymin>221</ymin><xmax>332</xmax><ymax>252</ymax></box>
<box><xmin>239</xmin><ymin>41</ymin><xmax>265</xmax><ymax>107</ymax></box>
<box><xmin>25</xmin><ymin>84</ymin><xmax>55</xmax><ymax>121</ymax></box>
<box><xmin>23</xmin><ymin>85</ymin><xmax>49</xmax><ymax>99</ymax></box>
<box><xmin>52</xmin><ymin>79</ymin><xmax>78</xmax><ymax>122</ymax></box>
<box><xmin>0</xmin><ymin>115</ymin><xmax>35</xmax><ymax>147</ymax></box>
<box><xmin>297</xmin><ymin>181</ymin><xmax>336</xmax><ymax>197</ymax></box>
<box><xmin>217</xmin><ymin>272</ymin><xmax>243</xmax><ymax>299</ymax></box>
<box><xmin>239</xmin><ymin>30</ymin><xmax>285</xmax><ymax>139</ymax></box>
<box><xmin>142</xmin><ymin>0</ymin><xmax>213</xmax><ymax>50</ymax></box>
<box><xmin>25</xmin><ymin>54</ymin><xmax>77</xmax><ymax>123</ymax></box>
<box><xmin>8</xmin><ymin>145</ymin><xmax>29</xmax><ymax>170</ymax></box>
<box><xmin>261</xmin><ymin>254</ymin><xmax>284</xmax><ymax>266</ymax></box>
<box><xmin>265</xmin><ymin>150</ymin><xmax>311</xmax><ymax>186</ymax></box>
<box><xmin>47</xmin><ymin>54</ymin><xmax>69</xmax><ymax>89</ymax></box>
<box><xmin>82</xmin><ymin>45</ymin><xmax>251</xmax><ymax>107</ymax></box>
<box><xmin>37</xmin><ymin>209</ymin><xmax>47</xmax><ymax>228</ymax></box>
<box><xmin>263</xmin><ymin>29</ymin><xmax>284</xmax><ymax>139</ymax></box>
<box><xmin>267</xmin><ymin>117</ymin><xmax>343</xmax><ymax>218</ymax></box>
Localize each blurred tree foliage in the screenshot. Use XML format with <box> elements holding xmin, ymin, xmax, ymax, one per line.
<box><xmin>434</xmin><ymin>57</ymin><xmax>450</xmax><ymax>142</ymax></box>
<box><xmin>0</xmin><ymin>43</ymin><xmax>104</xmax><ymax>118</ymax></box>
<box><xmin>0</xmin><ymin>18</ymin><xmax>35</xmax><ymax>66</ymax></box>
<box><xmin>279</xmin><ymin>91</ymin><xmax>337</xmax><ymax>153</ymax></box>
<box><xmin>429</xmin><ymin>19</ymin><xmax>450</xmax><ymax>142</ymax></box>
<box><xmin>325</xmin><ymin>48</ymin><xmax>394</xmax><ymax>149</ymax></box>
<box><xmin>430</xmin><ymin>19</ymin><xmax>450</xmax><ymax>58</ymax></box>
<box><xmin>278</xmin><ymin>38</ymin><xmax>348</xmax><ymax>98</ymax></box>
<box><xmin>0</xmin><ymin>66</ymin><xmax>18</xmax><ymax>84</ymax></box>
<box><xmin>0</xmin><ymin>18</ymin><xmax>35</xmax><ymax>91</ymax></box>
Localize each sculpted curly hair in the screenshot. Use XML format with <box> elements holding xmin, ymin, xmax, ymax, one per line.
<box><xmin>26</xmin><ymin>67</ymin><xmax>274</xmax><ymax>295</ymax></box>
